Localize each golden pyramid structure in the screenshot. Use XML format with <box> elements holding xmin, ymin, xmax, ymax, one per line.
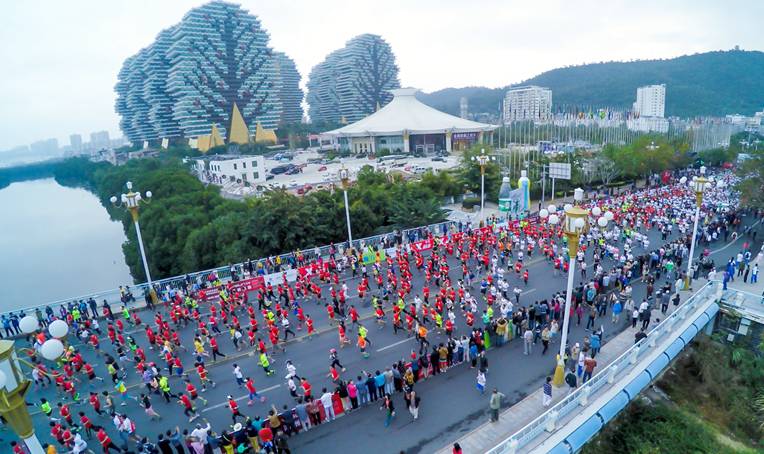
<box><xmin>254</xmin><ymin>122</ymin><xmax>277</xmax><ymax>144</ymax></box>
<box><xmin>210</xmin><ymin>124</ymin><xmax>225</xmax><ymax>147</ymax></box>
<box><xmin>197</xmin><ymin>135</ymin><xmax>211</xmax><ymax>152</ymax></box>
<box><xmin>228</xmin><ymin>103</ymin><xmax>250</xmax><ymax>145</ymax></box>
<box><xmin>197</xmin><ymin>123</ymin><xmax>225</xmax><ymax>153</ymax></box>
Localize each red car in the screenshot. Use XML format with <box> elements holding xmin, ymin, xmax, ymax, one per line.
<box><xmin>318</xmin><ymin>165</ymin><xmax>327</xmax><ymax>171</ymax></box>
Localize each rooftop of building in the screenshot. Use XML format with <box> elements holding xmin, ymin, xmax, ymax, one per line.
<box><xmin>324</xmin><ymin>88</ymin><xmax>495</xmax><ymax>137</ymax></box>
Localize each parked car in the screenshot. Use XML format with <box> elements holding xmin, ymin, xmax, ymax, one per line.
<box><xmin>318</xmin><ymin>165</ymin><xmax>327</xmax><ymax>171</ymax></box>
<box><xmin>431</xmin><ymin>156</ymin><xmax>446</xmax><ymax>162</ymax></box>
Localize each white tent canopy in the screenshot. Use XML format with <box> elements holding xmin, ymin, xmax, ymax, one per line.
<box><xmin>324</xmin><ymin>88</ymin><xmax>496</xmax><ymax>137</ymax></box>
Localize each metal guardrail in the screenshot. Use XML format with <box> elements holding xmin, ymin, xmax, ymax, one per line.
<box><xmin>8</xmin><ymin>220</ymin><xmax>462</xmax><ymax>318</ymax></box>
<box><xmin>486</xmin><ymin>282</ymin><xmax>719</xmax><ymax>454</ymax></box>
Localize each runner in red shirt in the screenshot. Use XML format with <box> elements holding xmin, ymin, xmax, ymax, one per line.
<box><xmin>178</xmin><ymin>393</ymin><xmax>199</xmax><ymax>422</ymax></box>
<box><xmin>227</xmin><ymin>395</ymin><xmax>245</xmax><ymax>424</ymax></box>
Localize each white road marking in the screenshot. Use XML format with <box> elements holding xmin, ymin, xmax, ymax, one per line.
<box><xmin>376</xmin><ymin>337</ymin><xmax>415</xmax><ymax>352</ymax></box>
<box><xmin>522</xmin><ymin>288</ymin><xmax>537</xmax><ymax>295</ymax></box>
<box><xmin>201</xmin><ymin>383</ymin><xmax>281</xmax><ymax>412</ymax></box>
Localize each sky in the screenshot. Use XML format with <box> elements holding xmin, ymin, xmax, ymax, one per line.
<box><xmin>1</xmin><ymin>0</ymin><xmax>762</xmax><ymax>151</ymax></box>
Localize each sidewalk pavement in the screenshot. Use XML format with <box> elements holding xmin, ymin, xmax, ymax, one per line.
<box><xmin>438</xmin><ymin>228</ymin><xmax>759</xmax><ymax>454</ymax></box>
<box><xmin>437</xmin><ymin>278</ymin><xmax>703</xmax><ymax>454</ymax></box>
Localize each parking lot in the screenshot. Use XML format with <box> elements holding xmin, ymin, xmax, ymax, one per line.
<box><xmin>260</xmin><ymin>150</ymin><xmax>460</xmax><ymax>194</ymax></box>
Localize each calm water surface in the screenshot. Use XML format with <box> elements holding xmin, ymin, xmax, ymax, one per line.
<box><xmin>0</xmin><ymin>178</ymin><xmax>132</xmax><ymax>311</ymax></box>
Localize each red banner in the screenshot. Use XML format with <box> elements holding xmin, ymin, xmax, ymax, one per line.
<box><xmin>203</xmin><ymin>276</ymin><xmax>265</xmax><ymax>302</ymax></box>
<box><xmin>410</xmin><ymin>238</ymin><xmax>434</xmax><ymax>252</ymax></box>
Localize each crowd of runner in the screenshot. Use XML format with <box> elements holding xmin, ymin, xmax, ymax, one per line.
<box><xmin>8</xmin><ymin>169</ymin><xmax>755</xmax><ymax>454</ymax></box>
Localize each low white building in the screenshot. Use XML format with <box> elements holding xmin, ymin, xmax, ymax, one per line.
<box><xmin>627</xmin><ymin>116</ymin><xmax>669</xmax><ymax>133</ymax></box>
<box><xmin>194</xmin><ymin>155</ymin><xmax>266</xmax><ymax>187</ymax></box>
<box><xmin>323</xmin><ymin>88</ymin><xmax>495</xmax><ymax>154</ymax></box>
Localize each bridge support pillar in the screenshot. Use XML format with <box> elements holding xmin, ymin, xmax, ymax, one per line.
<box><xmin>630</xmin><ymin>345</ymin><xmax>640</xmax><ymax>364</ymax></box>
<box><xmin>665</xmin><ymin>317</ymin><xmax>674</xmax><ymax>332</ymax></box>
<box><xmin>579</xmin><ymin>385</ymin><xmax>590</xmax><ymax>406</ymax></box>
<box><xmin>545</xmin><ymin>410</ymin><xmax>559</xmax><ymax>432</ymax></box>
<box><xmin>607</xmin><ymin>365</ymin><xmax>618</xmax><ymax>384</ymax></box>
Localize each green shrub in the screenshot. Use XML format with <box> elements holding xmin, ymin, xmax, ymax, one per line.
<box><xmin>462</xmin><ymin>197</ymin><xmax>481</xmax><ymax>209</ymax></box>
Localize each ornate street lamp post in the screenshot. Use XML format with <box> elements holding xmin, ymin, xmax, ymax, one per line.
<box><xmin>111</xmin><ymin>182</ymin><xmax>157</xmax><ymax>305</ymax></box>
<box><xmin>0</xmin><ymin>313</ymin><xmax>66</xmax><ymax>454</ymax></box>
<box><xmin>471</xmin><ymin>148</ymin><xmax>495</xmax><ymax>220</ymax></box>
<box><xmin>680</xmin><ymin>166</ymin><xmax>715</xmax><ymax>290</ymax></box>
<box><xmin>339</xmin><ymin>161</ymin><xmax>353</xmax><ymax>250</ymax></box>
<box><xmin>541</xmin><ymin>188</ymin><xmax>611</xmax><ymax>386</ymax></box>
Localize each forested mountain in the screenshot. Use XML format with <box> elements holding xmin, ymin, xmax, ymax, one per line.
<box><xmin>417</xmin><ymin>50</ymin><xmax>764</xmax><ymax>118</ymax></box>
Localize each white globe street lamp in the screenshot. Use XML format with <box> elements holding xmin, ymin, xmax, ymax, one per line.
<box><xmin>339</xmin><ymin>160</ymin><xmax>354</xmax><ymax>250</ymax></box>
<box><xmin>471</xmin><ymin>149</ymin><xmax>495</xmax><ymax>220</ymax></box>
<box><xmin>19</xmin><ymin>316</ymin><xmax>39</xmax><ymax>335</ymax></box>
<box><xmin>47</xmin><ymin>320</ymin><xmax>69</xmax><ymax>339</ymax></box>
<box><xmin>685</xmin><ymin>166</ymin><xmax>711</xmax><ymax>290</ymax></box>
<box><xmin>40</xmin><ymin>339</ymin><xmax>65</xmax><ymax>361</ymax></box>
<box><xmin>553</xmin><ymin>187</ymin><xmax>589</xmax><ymax>387</ymax></box>
<box><xmin>111</xmin><ymin>181</ymin><xmax>157</xmax><ymax>305</ymax></box>
<box><xmin>0</xmin><ymin>340</ymin><xmax>46</xmax><ymax>454</ymax></box>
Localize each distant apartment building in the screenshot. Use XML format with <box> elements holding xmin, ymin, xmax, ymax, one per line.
<box><xmin>29</xmin><ymin>138</ymin><xmax>59</xmax><ymax>155</ymax></box>
<box><xmin>69</xmin><ymin>134</ymin><xmax>83</xmax><ymax>151</ymax></box>
<box><xmin>503</xmin><ymin>86</ymin><xmax>552</xmax><ymax>123</ymax></box>
<box><xmin>114</xmin><ymin>2</ymin><xmax>302</xmax><ymax>145</ymax></box>
<box><xmin>274</xmin><ymin>52</ymin><xmax>304</xmax><ymax>125</ymax></box>
<box><xmin>90</xmin><ymin>130</ymin><xmax>111</xmax><ymax>150</ymax></box>
<box><xmin>460</xmin><ymin>97</ymin><xmax>469</xmax><ymax>119</ymax></box>
<box><xmin>633</xmin><ymin>84</ymin><xmax>666</xmax><ymax>118</ymax></box>
<box><xmin>307</xmin><ymin>34</ymin><xmax>400</xmax><ymax>124</ymax></box>
<box><xmin>194</xmin><ymin>155</ymin><xmax>266</xmax><ymax>187</ymax></box>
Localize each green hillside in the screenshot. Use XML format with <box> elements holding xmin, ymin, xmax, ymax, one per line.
<box><xmin>418</xmin><ymin>50</ymin><xmax>764</xmax><ymax>118</ymax></box>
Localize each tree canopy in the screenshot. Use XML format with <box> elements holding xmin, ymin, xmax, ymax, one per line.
<box><xmin>51</xmin><ymin>157</ymin><xmax>452</xmax><ymax>282</ymax></box>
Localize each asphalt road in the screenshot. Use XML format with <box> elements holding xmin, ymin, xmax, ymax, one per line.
<box><xmin>24</xmin><ymin>204</ymin><xmax>756</xmax><ymax>454</ymax></box>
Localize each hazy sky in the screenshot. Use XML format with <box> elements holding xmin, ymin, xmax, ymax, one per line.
<box><xmin>1</xmin><ymin>0</ymin><xmax>762</xmax><ymax>150</ymax></box>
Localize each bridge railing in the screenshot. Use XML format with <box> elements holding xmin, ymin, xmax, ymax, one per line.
<box><xmin>487</xmin><ymin>281</ymin><xmax>719</xmax><ymax>454</ymax></box>
<box><xmin>9</xmin><ymin>220</ymin><xmax>462</xmax><ymax>318</ymax></box>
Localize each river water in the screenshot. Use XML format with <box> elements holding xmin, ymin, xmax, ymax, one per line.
<box><xmin>0</xmin><ymin>178</ymin><xmax>132</xmax><ymax>311</ymax></box>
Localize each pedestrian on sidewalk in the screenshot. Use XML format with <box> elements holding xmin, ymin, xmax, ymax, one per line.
<box><xmin>752</xmin><ymin>264</ymin><xmax>759</xmax><ymax>283</ymax></box>
<box><xmin>582</xmin><ymin>355</ymin><xmax>597</xmax><ymax>383</ymax></box>
<box><xmin>320</xmin><ymin>388</ymin><xmax>335</xmax><ymax>421</ymax></box>
<box><xmin>564</xmin><ymin>368</ymin><xmax>578</xmax><ymax>394</ymax></box>
<box><xmin>489</xmin><ymin>388</ymin><xmax>505</xmax><ymax>422</ymax></box>
<box><xmin>631</xmin><ymin>307</ymin><xmax>639</xmax><ymax>328</ymax></box>
<box><xmin>542</xmin><ymin>376</ymin><xmax>552</xmax><ymax>407</ymax></box>
<box><xmin>523</xmin><ymin>328</ymin><xmax>533</xmax><ymax>355</ymax></box>
<box><xmin>476</xmin><ymin>371</ymin><xmax>486</xmax><ymax>394</ymax></box>
<box><xmin>405</xmin><ymin>390</ymin><xmax>420</xmax><ymax>420</ymax></box>
<box><xmin>381</xmin><ymin>394</ymin><xmax>395</xmax><ymax>427</ymax></box>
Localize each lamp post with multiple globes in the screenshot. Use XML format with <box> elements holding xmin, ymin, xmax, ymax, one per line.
<box><xmin>339</xmin><ymin>161</ymin><xmax>353</xmax><ymax>250</ymax></box>
<box><xmin>0</xmin><ymin>316</ymin><xmax>67</xmax><ymax>454</ymax></box>
<box><xmin>110</xmin><ymin>181</ymin><xmax>158</xmax><ymax>305</ymax></box>
<box><xmin>540</xmin><ymin>188</ymin><xmax>612</xmax><ymax>386</ymax></box>
<box><xmin>471</xmin><ymin>148</ymin><xmax>495</xmax><ymax>220</ymax></box>
<box><xmin>679</xmin><ymin>166</ymin><xmax>720</xmax><ymax>290</ymax></box>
